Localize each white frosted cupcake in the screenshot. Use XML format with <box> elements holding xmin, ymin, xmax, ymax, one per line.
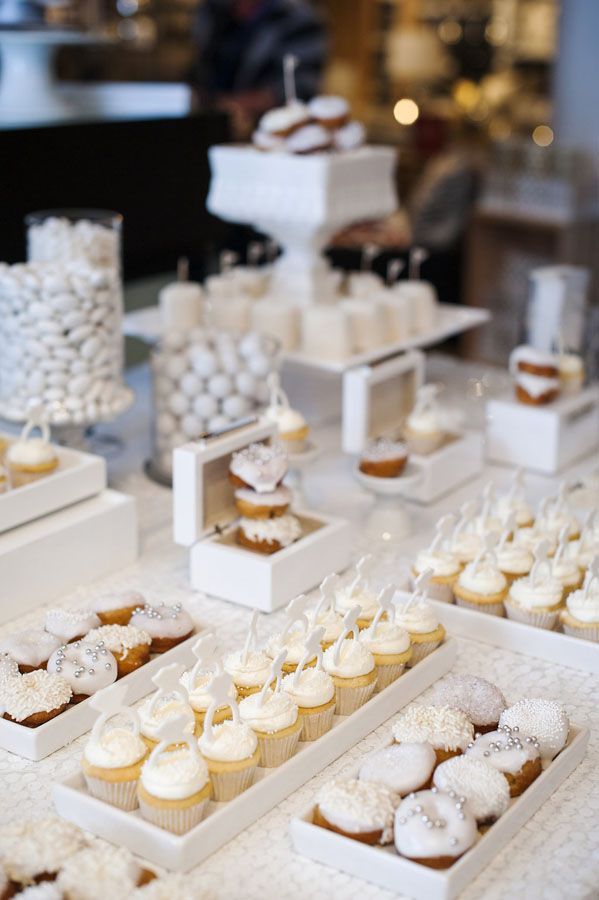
<box><xmin>334</xmin><ymin>555</ymin><xmax>380</xmax><ymax>628</ymax></box>
<box><xmin>198</xmin><ymin>672</ymin><xmax>260</xmax><ymax>800</ymax></box>
<box><xmin>560</xmin><ymin>566</ymin><xmax>599</xmax><ymax>642</ymax></box>
<box><xmin>238</xmin><ymin>650</ymin><xmax>302</xmax><ymax>766</ymax></box>
<box><xmin>281</xmin><ymin>626</ymin><xmax>336</xmax><ymax>740</ymax></box>
<box><xmin>403</xmin><ymin>384</ymin><xmax>446</xmax><ymax>455</ymax></box>
<box><xmin>451</xmin><ymin>529</ymin><xmax>483</xmax><ymax>565</ymax></box>
<box><xmin>394</xmin><ymin>594</ymin><xmax>445</xmax><ymax>664</ymax></box>
<box><xmin>82</xmin><ymin>683</ymin><xmax>148</xmax><ymax>810</ymax></box>
<box><xmin>138</xmin><ymin>664</ymin><xmax>196</xmax><ymax>748</ymax></box>
<box><xmin>6</xmin><ymin>417</ymin><xmax>59</xmax><ymax>487</ymax></box>
<box><xmin>504</xmin><ymin>543</ymin><xmax>563</xmax><ymax>629</ymax></box>
<box><xmin>494</xmin><ymin>471</ymin><xmax>534</xmax><ymax>528</ymax></box>
<box><xmin>308</xmin><ymin>573</ymin><xmax>345</xmax><ymax>650</ymax></box>
<box><xmin>322</xmin><ymin>607</ymin><xmax>377</xmax><ymax>715</ymax></box>
<box><xmin>359</xmin><ymin>586</ymin><xmax>412</xmax><ymax>690</ymax></box>
<box><xmin>265</xmin><ymin>627</ymin><xmax>316</xmax><ymax>674</ymax></box>
<box><xmin>224</xmin><ymin>648</ymin><xmax>272</xmax><ymax>698</ymax></box>
<box><xmin>138</xmin><ymin>715</ymin><xmax>211</xmax><ymax>834</ymax></box>
<box><xmin>56</xmin><ymin>845</ymin><xmax>154</xmax><ymax>898</ymax></box>
<box><xmin>453</xmin><ymin>545</ymin><xmax>508</xmax><ymax>617</ymax></box>
<box><xmin>496</xmin><ymin>542</ymin><xmax>534</xmax><ymax>585</ymax></box>
<box><xmin>180</xmin><ymin>651</ymin><xmax>236</xmax><ymax>730</ymax></box>
<box><xmin>413</xmin><ymin>515</ymin><xmax>461</xmax><ymax>602</ymax></box>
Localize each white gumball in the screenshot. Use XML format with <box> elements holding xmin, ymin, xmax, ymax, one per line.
<box><xmin>222</xmin><ymin>394</ymin><xmax>251</xmax><ymax>419</ymax></box>
<box><xmin>220</xmin><ymin>351</ymin><xmax>241</xmax><ymax>376</ymax></box>
<box><xmin>235</xmin><ymin>371</ymin><xmax>257</xmax><ymax>398</ymax></box>
<box><xmin>239</xmin><ymin>332</ymin><xmax>263</xmax><ymax>359</ymax></box>
<box><xmin>207</xmin><ymin>414</ymin><xmax>231</xmax><ymax>432</ymax></box>
<box><xmin>168</xmin><ymin>391</ymin><xmax>189</xmax><ymax>416</ymax></box>
<box><xmin>165</xmin><ymin>355</ymin><xmax>188</xmax><ymax>380</ymax></box>
<box><xmin>247</xmin><ymin>353</ymin><xmax>272</xmax><ymax>378</ymax></box>
<box><xmin>190</xmin><ymin>348</ymin><xmax>218</xmax><ymax>378</ymax></box>
<box><xmin>207</xmin><ymin>373</ymin><xmax>233</xmax><ymax>399</ymax></box>
<box><xmin>193</xmin><ymin>393</ymin><xmax>218</xmax><ymax>419</ymax></box>
<box><xmin>181</xmin><ymin>413</ymin><xmax>204</xmax><ymax>438</ymax></box>
<box><xmin>180</xmin><ymin>371</ymin><xmax>202</xmax><ymax>397</ymax></box>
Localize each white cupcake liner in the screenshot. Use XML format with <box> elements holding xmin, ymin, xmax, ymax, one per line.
<box><xmin>84</xmin><ymin>774</ymin><xmax>139</xmax><ymax>811</ymax></box>
<box><xmin>407</xmin><ymin>640</ymin><xmax>441</xmax><ymax>666</ymax></box>
<box><xmin>256</xmin><ymin>724</ymin><xmax>302</xmax><ymax>767</ymax></box>
<box><xmin>138</xmin><ymin>794</ymin><xmax>209</xmax><ymax>834</ymax></box>
<box><xmin>561</xmin><ymin>622</ymin><xmax>599</xmax><ymax>643</ymax></box>
<box><xmin>300</xmin><ymin>703</ymin><xmax>335</xmax><ymax>741</ymax></box>
<box><xmin>454</xmin><ymin>596</ymin><xmax>505</xmax><ymax>617</ymax></box>
<box><xmin>504</xmin><ymin>600</ymin><xmax>559</xmax><ymax>631</ymax></box>
<box><xmin>334</xmin><ymin>679</ymin><xmax>376</xmax><ymax>716</ymax></box>
<box><xmin>374</xmin><ymin>662</ymin><xmax>406</xmax><ymax>692</ymax></box>
<box><xmin>208</xmin><ymin>763</ymin><xmax>258</xmax><ymax>801</ymax></box>
<box><xmin>410</xmin><ymin>573</ymin><xmax>453</xmax><ymax>603</ymax></box>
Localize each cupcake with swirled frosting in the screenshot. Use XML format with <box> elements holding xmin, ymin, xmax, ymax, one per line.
<box><xmin>82</xmin><ymin>699</ymin><xmax>148</xmax><ymax>810</ymax></box>
<box><xmin>198</xmin><ymin>718</ymin><xmax>260</xmax><ymax>801</ymax></box>
<box><xmin>496</xmin><ymin>542</ymin><xmax>534</xmax><ymax>585</ymax></box>
<box><xmin>238</xmin><ymin>687</ymin><xmax>302</xmax><ymax>767</ymax></box>
<box><xmin>281</xmin><ymin>666</ymin><xmax>336</xmax><ymax>740</ymax></box>
<box><xmin>224</xmin><ymin>648</ymin><xmax>272</xmax><ymax>698</ymax></box>
<box><xmin>412</xmin><ymin>548</ymin><xmax>461</xmax><ymax>603</ymax></box>
<box><xmin>551</xmin><ymin>555</ymin><xmax>583</xmax><ymax>596</ymax></box>
<box><xmin>322</xmin><ymin>634</ymin><xmax>377</xmax><ymax>715</ymax></box>
<box><xmin>393</xmin><ymin>596</ymin><xmax>445</xmax><ymax>665</ymax></box>
<box><xmin>504</xmin><ymin>570</ymin><xmax>563</xmax><ymax>630</ymax></box>
<box><xmin>359</xmin><ymin>619</ymin><xmax>412</xmax><ymax>690</ymax></box>
<box><xmin>560</xmin><ymin>584</ymin><xmax>599</xmax><ymax>642</ymax></box>
<box><xmin>138</xmin><ymin>741</ymin><xmax>211</xmax><ymax>834</ymax></box>
<box><xmin>453</xmin><ymin>554</ymin><xmax>508</xmax><ymax>617</ymax></box>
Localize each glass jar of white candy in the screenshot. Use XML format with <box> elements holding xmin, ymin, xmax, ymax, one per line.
<box><xmin>149</xmin><ymin>328</ymin><xmax>280</xmax><ymax>482</ymax></box>
<box><xmin>0</xmin><ymin>210</ymin><xmax>133</xmax><ymax>427</ymax></box>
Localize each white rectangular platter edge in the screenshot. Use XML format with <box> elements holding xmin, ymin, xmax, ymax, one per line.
<box><xmin>290</xmin><ymin>724</ymin><xmax>589</xmax><ymax>900</ymax></box>
<box><xmin>53</xmin><ymin>639</ymin><xmax>457</xmax><ymax>872</ymax></box>
<box><xmin>0</xmin><ymin>635</ymin><xmax>199</xmax><ymax>760</ymax></box>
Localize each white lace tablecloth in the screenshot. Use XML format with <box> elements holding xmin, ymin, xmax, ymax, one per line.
<box><xmin>1</xmin><ymin>358</ymin><xmax>598</xmax><ymax>900</ymax></box>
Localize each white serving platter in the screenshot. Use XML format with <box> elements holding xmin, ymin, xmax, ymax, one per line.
<box><xmin>0</xmin><ymin>489</ymin><xmax>138</xmax><ymax>622</ymax></box>
<box><xmin>431</xmin><ymin>599</ymin><xmax>599</xmax><ymax>675</ymax></box>
<box><xmin>123</xmin><ymin>304</ymin><xmax>490</xmax><ymax>373</ymax></box>
<box><xmin>290</xmin><ymin>724</ymin><xmax>589</xmax><ymax>900</ymax></box>
<box><xmin>0</xmin><ymin>436</ymin><xmax>106</xmax><ymax>534</ymax></box>
<box><xmin>0</xmin><ymin>632</ymin><xmax>199</xmax><ymax>761</ymax></box>
<box><xmin>53</xmin><ymin>639</ymin><xmax>457</xmax><ymax>872</ymax></box>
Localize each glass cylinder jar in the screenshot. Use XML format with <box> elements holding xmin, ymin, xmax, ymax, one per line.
<box><xmin>149</xmin><ymin>328</ymin><xmax>280</xmax><ymax>483</ymax></box>
<box><xmin>26</xmin><ymin>209</ymin><xmax>122</xmax><ymax>271</ymax></box>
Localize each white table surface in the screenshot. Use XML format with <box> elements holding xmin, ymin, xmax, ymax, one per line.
<box><xmin>1</xmin><ymin>355</ymin><xmax>598</xmax><ymax>900</ymax></box>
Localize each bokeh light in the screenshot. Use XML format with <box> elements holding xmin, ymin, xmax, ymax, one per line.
<box><xmin>393</xmin><ymin>98</ymin><xmax>420</xmax><ymax>125</ymax></box>
<box><xmin>532</xmin><ymin>125</ymin><xmax>554</xmax><ymax>147</ymax></box>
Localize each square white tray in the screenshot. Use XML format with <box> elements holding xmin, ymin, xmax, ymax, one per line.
<box><xmin>430</xmin><ymin>600</ymin><xmax>599</xmax><ymax>675</ymax></box>
<box><xmin>0</xmin><ymin>633</ymin><xmax>199</xmax><ymax>761</ymax></box>
<box><xmin>0</xmin><ymin>489</ymin><xmax>138</xmax><ymax>622</ymax></box>
<box><xmin>394</xmin><ymin>432</ymin><xmax>484</xmax><ymax>505</ymax></box>
<box><xmin>290</xmin><ymin>725</ymin><xmax>589</xmax><ymax>900</ymax></box>
<box><xmin>0</xmin><ymin>437</ymin><xmax>106</xmax><ymax>534</ymax></box>
<box><xmin>53</xmin><ymin>639</ymin><xmax>457</xmax><ymax>872</ymax></box>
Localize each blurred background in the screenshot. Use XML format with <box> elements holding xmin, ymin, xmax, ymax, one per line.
<box><xmin>1</xmin><ymin>0</ymin><xmax>598</xmax><ymax>365</ymax></box>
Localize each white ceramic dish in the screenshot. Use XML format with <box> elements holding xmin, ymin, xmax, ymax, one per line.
<box><xmin>0</xmin><ymin>435</ymin><xmax>106</xmax><ymax>533</ymax></box>
<box><xmin>53</xmin><ymin>639</ymin><xmax>457</xmax><ymax>871</ymax></box>
<box><xmin>290</xmin><ymin>724</ymin><xmax>589</xmax><ymax>900</ymax></box>
<box><xmin>0</xmin><ymin>632</ymin><xmax>199</xmax><ymax>760</ymax></box>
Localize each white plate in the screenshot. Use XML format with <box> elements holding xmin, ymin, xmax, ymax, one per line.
<box><xmin>0</xmin><ymin>632</ymin><xmax>199</xmax><ymax>760</ymax></box>
<box><xmin>354</xmin><ymin>461</ymin><xmax>423</xmax><ymax>496</ymax></box>
<box><xmin>290</xmin><ymin>724</ymin><xmax>589</xmax><ymax>900</ymax></box>
<box><xmin>53</xmin><ymin>639</ymin><xmax>457</xmax><ymax>872</ymax></box>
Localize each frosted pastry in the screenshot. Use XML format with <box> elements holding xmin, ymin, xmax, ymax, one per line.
<box><xmin>285</xmin><ymin>123</ymin><xmax>332</xmax><ymax>154</ymax></box>
<box><xmin>454</xmin><ymin>545</ymin><xmax>508</xmax><ymax>617</ymax></box>
<box><xmin>281</xmin><ymin>625</ymin><xmax>335</xmax><ymax>740</ymax></box>
<box><xmin>433</xmin><ymin>756</ymin><xmax>510</xmax><ymax>824</ymax></box>
<box><xmin>510</xmin><ymin>345</ymin><xmax>559</xmax><ymax>404</ymax></box>
<box><xmin>0</xmin><ymin>816</ymin><xmax>87</xmax><ymax>885</ymax></box>
<box><xmin>0</xmin><ymin>652</ymin><xmax>19</xmax><ymax>685</ymax></box>
<box><xmin>322</xmin><ymin>607</ymin><xmax>377</xmax><ymax>715</ymax></box>
<box><xmin>334</xmin><ymin>120</ymin><xmax>365</xmax><ymax>152</ymax></box>
<box><xmin>359</xmin><ymin>437</ymin><xmax>408</xmax><ymax>478</ymax></box>
<box><xmin>0</xmin><ymin>669</ymin><xmax>72</xmax><ymax>727</ymax></box>
<box><xmin>560</xmin><ymin>575</ymin><xmax>599</xmax><ymax>642</ymax></box>
<box><xmin>257</xmin><ymin>101</ymin><xmax>310</xmax><ymax>137</ymax></box>
<box><xmin>403</xmin><ymin>384</ymin><xmax>446</xmax><ymax>455</ymax></box>
<box><xmin>394</xmin><ymin>789</ymin><xmax>477</xmax><ymax>867</ymax></box>
<box><xmin>84</xmin><ymin>624</ymin><xmax>151</xmax><ymax>676</ymax></box>
<box><xmin>238</xmin><ymin>513</ymin><xmax>302</xmax><ymax>554</ymax></box>
<box><xmin>224</xmin><ymin>648</ymin><xmax>272</xmax><ymax>698</ymax></box>
<box><xmin>0</xmin><ymin>628</ymin><xmax>61</xmax><ymax>672</ymax></box>
<box><xmin>264</xmin><ymin>374</ymin><xmax>310</xmax><ymax>453</ymax></box>
<box><xmin>504</xmin><ymin>543</ymin><xmax>564</xmax><ymax>630</ymax></box>
<box><xmin>5</xmin><ymin>417</ymin><xmax>59</xmax><ymax>487</ymax></box>
<box><xmin>47</xmin><ymin>640</ymin><xmax>118</xmax><ymax>700</ymax></box>
<box><xmin>138</xmin><ymin>690</ymin><xmax>195</xmax><ymax>748</ymax></box>
<box><xmin>44</xmin><ymin>608</ymin><xmax>100</xmax><ymax>643</ymax></box>
<box><xmin>358</xmin><ymin>742</ymin><xmax>436</xmax><ymax>796</ymax></box>
<box><xmin>238</xmin><ymin>654</ymin><xmax>302</xmax><ymax>767</ymax></box>
<box><xmin>129</xmin><ymin>603</ymin><xmax>194</xmax><ymax>653</ymax></box>
<box><xmin>392</xmin><ymin>704</ymin><xmax>474</xmax><ymax>763</ymax></box>
<box><xmin>393</xmin><ymin>595</ymin><xmax>445</xmax><ymax>664</ymax></box>
<box><xmin>429</xmin><ymin>673</ymin><xmax>506</xmax><ymax>733</ymax></box>
<box><xmin>180</xmin><ymin>666</ymin><xmax>236</xmax><ymax>727</ymax></box>
<box><xmin>56</xmin><ymin>844</ymin><xmax>154</xmax><ymax>898</ymax></box>
<box><xmin>466</xmin><ymin>725</ymin><xmax>541</xmax><ymax>795</ymax></box>
<box><xmin>308</xmin><ymin>95</ymin><xmax>350</xmax><ymax>128</ymax></box>
<box><xmin>496</xmin><ymin>542</ymin><xmax>534</xmax><ymax>583</ymax></box>
<box><xmin>499</xmin><ymin>698</ymin><xmax>569</xmax><ymax>762</ymax></box>
<box><xmin>91</xmin><ymin>589</ymin><xmax>146</xmax><ymax>626</ymax></box>
<box><xmin>234</xmin><ymin>485</ymin><xmax>292</xmax><ymax>519</ymax></box>
<box><xmin>558</xmin><ymin>352</ymin><xmax>584</xmax><ymax>394</ymax></box>
<box><xmin>515</xmin><ymin>372</ymin><xmax>560</xmax><ymax>405</ymax></box>
<box><xmin>315</xmin><ymin>777</ymin><xmax>397</xmax><ymax>845</ymax></box>
<box><xmin>229</xmin><ymin>442</ymin><xmax>288</xmax><ymax>493</ymax></box>
<box><xmin>334</xmin><ymin>555</ymin><xmax>380</xmax><ymax>627</ymax></box>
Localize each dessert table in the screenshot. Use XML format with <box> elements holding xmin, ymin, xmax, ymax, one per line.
<box><xmin>1</xmin><ymin>354</ymin><xmax>597</xmax><ymax>900</ymax></box>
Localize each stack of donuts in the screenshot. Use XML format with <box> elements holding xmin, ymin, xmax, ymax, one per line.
<box><xmin>314</xmin><ymin>673</ymin><xmax>570</xmax><ymax>868</ymax></box>
<box><xmin>252</xmin><ymin>95</ymin><xmax>365</xmax><ymax>155</ymax></box>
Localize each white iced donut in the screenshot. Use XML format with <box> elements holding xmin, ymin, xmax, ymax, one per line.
<box><xmin>358</xmin><ymin>742</ymin><xmax>436</xmax><ymax>796</ymax></box>
<box><xmin>230</xmin><ymin>442</ymin><xmax>288</xmax><ymax>493</ymax></box>
<box><xmin>433</xmin><ymin>756</ymin><xmax>510</xmax><ymax>823</ymax></box>
<box><xmin>47</xmin><ymin>640</ymin><xmax>118</xmax><ymax>696</ymax></box>
<box><xmin>394</xmin><ymin>789</ymin><xmax>478</xmax><ymax>861</ymax></box>
<box><xmin>44</xmin><ymin>608</ymin><xmax>101</xmax><ymax>643</ymax></box>
<box><xmin>499</xmin><ymin>698</ymin><xmax>569</xmax><ymax>761</ymax></box>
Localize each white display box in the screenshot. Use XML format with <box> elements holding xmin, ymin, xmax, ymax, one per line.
<box><xmin>0</xmin><ymin>436</ymin><xmax>106</xmax><ymax>534</ymax></box>
<box><xmin>399</xmin><ymin>432</ymin><xmax>485</xmax><ymax>504</ymax></box>
<box><xmin>342</xmin><ymin>350</ymin><xmax>425</xmax><ymax>455</ymax></box>
<box><xmin>0</xmin><ymin>633</ymin><xmax>198</xmax><ymax>761</ymax></box>
<box><xmin>431</xmin><ymin>600</ymin><xmax>599</xmax><ymax>675</ymax></box>
<box><xmin>53</xmin><ymin>639</ymin><xmax>457</xmax><ymax>872</ymax></box>
<box><xmin>0</xmin><ymin>489</ymin><xmax>138</xmax><ymax>623</ymax></box>
<box><xmin>486</xmin><ymin>386</ymin><xmax>599</xmax><ymax>474</ymax></box>
<box><xmin>173</xmin><ymin>418</ymin><xmax>352</xmax><ymax>612</ymax></box>
<box><xmin>290</xmin><ymin>725</ymin><xmax>589</xmax><ymax>900</ymax></box>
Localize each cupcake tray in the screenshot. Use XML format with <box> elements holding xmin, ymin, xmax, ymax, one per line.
<box><xmin>0</xmin><ymin>632</ymin><xmax>200</xmax><ymax>761</ymax></box>
<box><xmin>0</xmin><ymin>434</ymin><xmax>106</xmax><ymax>534</ymax></box>
<box><xmin>290</xmin><ymin>724</ymin><xmax>589</xmax><ymax>900</ymax></box>
<box><xmin>430</xmin><ymin>600</ymin><xmax>599</xmax><ymax>676</ymax></box>
<box><xmin>52</xmin><ymin>638</ymin><xmax>457</xmax><ymax>872</ymax></box>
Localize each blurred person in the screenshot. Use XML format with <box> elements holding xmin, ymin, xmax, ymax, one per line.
<box><xmin>191</xmin><ymin>0</ymin><xmax>326</xmax><ymax>139</ymax></box>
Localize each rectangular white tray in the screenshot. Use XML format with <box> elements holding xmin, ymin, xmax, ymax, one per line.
<box><xmin>53</xmin><ymin>639</ymin><xmax>457</xmax><ymax>871</ymax></box>
<box><xmin>290</xmin><ymin>725</ymin><xmax>589</xmax><ymax>900</ymax></box>
<box><xmin>0</xmin><ymin>633</ymin><xmax>199</xmax><ymax>761</ymax></box>
<box><xmin>0</xmin><ymin>437</ymin><xmax>106</xmax><ymax>534</ymax></box>
<box><xmin>431</xmin><ymin>600</ymin><xmax>599</xmax><ymax>675</ymax></box>
<box><xmin>0</xmin><ymin>489</ymin><xmax>138</xmax><ymax>623</ymax></box>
